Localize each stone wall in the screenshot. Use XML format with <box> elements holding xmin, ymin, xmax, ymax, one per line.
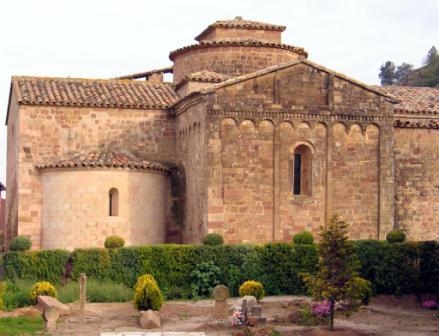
<box><xmin>172</xmin><ymin>46</ymin><xmax>301</xmax><ymax>83</ymax></box>
<box><xmin>331</xmin><ymin>123</ymin><xmax>380</xmax><ymax>239</ymax></box>
<box><xmin>218</xmin><ymin>118</ymin><xmax>274</xmax><ymax>243</ymax></box>
<box><xmin>6</xmin><ymin>101</ymin><xmax>176</xmax><ymax>249</ymax></box>
<box><xmin>5</xmin><ymin>94</ymin><xmax>20</xmax><ymax>249</ymax></box>
<box><xmin>277</xmin><ymin>121</ymin><xmax>327</xmax><ymax>240</ymax></box>
<box><xmin>175</xmin><ymin>100</ymin><xmax>208</xmax><ymax>243</ymax></box>
<box><xmin>40</xmin><ymin>169</ymin><xmax>168</xmax><ymax>250</ymax></box>
<box><xmin>394</xmin><ymin>127</ymin><xmax>439</xmax><ymax>241</ymax></box>
<box><xmin>204</xmin><ymin>61</ymin><xmax>394</xmax><ymax>243</ymax></box>
<box><xmin>199</xmin><ymin>28</ymin><xmax>282</xmax><ymax>43</ymax></box>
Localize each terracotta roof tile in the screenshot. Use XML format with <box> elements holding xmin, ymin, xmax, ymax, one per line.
<box><xmin>377</xmin><ymin>86</ymin><xmax>439</xmax><ymax>115</ymax></box>
<box><xmin>169</xmin><ymin>39</ymin><xmax>308</xmax><ymax>60</ymax></box>
<box><xmin>185</xmin><ymin>70</ymin><xmax>231</xmax><ymax>83</ymax></box>
<box><xmin>12</xmin><ymin>76</ymin><xmax>179</xmax><ymax>109</ymax></box>
<box><xmin>196</xmin><ymin>17</ymin><xmax>285</xmax><ymax>41</ymax></box>
<box><xmin>36</xmin><ymin>150</ymin><xmax>170</xmax><ymax>173</ymax></box>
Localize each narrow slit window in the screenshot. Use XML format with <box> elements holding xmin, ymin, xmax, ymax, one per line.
<box><xmin>293</xmin><ymin>154</ymin><xmax>302</xmax><ymax>195</ymax></box>
<box><xmin>292</xmin><ymin>145</ymin><xmax>312</xmax><ymax>196</ymax></box>
<box><xmin>109</xmin><ymin>188</ymin><xmax>119</xmax><ymax>216</ymax></box>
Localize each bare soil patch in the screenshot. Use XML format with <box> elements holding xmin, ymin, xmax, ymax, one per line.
<box><xmin>1</xmin><ymin>295</ymin><xmax>438</xmax><ymax>335</ymax></box>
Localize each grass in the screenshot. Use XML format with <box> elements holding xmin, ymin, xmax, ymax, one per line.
<box><xmin>1</xmin><ymin>280</ymin><xmax>33</xmax><ymax>311</ymax></box>
<box><xmin>58</xmin><ymin>279</ymin><xmax>133</xmax><ymax>303</ymax></box>
<box><xmin>1</xmin><ymin>279</ymin><xmax>133</xmax><ymax>311</ymax></box>
<box><xmin>0</xmin><ymin>315</ymin><xmax>45</xmax><ymax>336</ymax></box>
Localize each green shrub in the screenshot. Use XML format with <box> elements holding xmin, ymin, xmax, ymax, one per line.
<box><xmin>9</xmin><ymin>236</ymin><xmax>31</xmax><ymax>251</ymax></box>
<box><xmin>71</xmin><ymin>248</ymin><xmax>111</xmax><ymax>281</ymax></box>
<box><xmin>386</xmin><ymin>229</ymin><xmax>406</xmax><ymax>243</ymax></box>
<box><xmin>293</xmin><ymin>231</ymin><xmax>314</xmax><ymax>245</ymax></box>
<box><xmin>133</xmin><ymin>274</ymin><xmax>163</xmax><ymax>311</ymax></box>
<box><xmin>355</xmin><ymin>240</ymin><xmax>419</xmax><ymax>296</ymax></box>
<box><xmin>239</xmin><ymin>280</ymin><xmax>265</xmax><ymax>302</ymax></box>
<box><xmin>29</xmin><ymin>281</ymin><xmax>57</xmax><ymax>304</ymax></box>
<box><xmin>1</xmin><ymin>280</ymin><xmax>33</xmax><ymax>310</ymax></box>
<box><xmin>3</xmin><ymin>250</ymin><xmax>70</xmax><ymax>284</ymax></box>
<box><xmin>0</xmin><ymin>282</ymin><xmax>6</xmax><ymax>310</ymax></box>
<box><xmin>104</xmin><ymin>236</ymin><xmax>125</xmax><ymax>249</ymax></box>
<box><xmin>190</xmin><ymin>260</ymin><xmax>221</xmax><ymax>298</ymax></box>
<box><xmin>202</xmin><ymin>233</ymin><xmax>224</xmax><ymax>246</ymax></box>
<box><xmin>418</xmin><ymin>241</ymin><xmax>439</xmax><ymax>297</ymax></box>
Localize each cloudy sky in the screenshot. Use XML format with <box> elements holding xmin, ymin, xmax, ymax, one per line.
<box><xmin>0</xmin><ymin>0</ymin><xmax>438</xmax><ymax>184</ymax></box>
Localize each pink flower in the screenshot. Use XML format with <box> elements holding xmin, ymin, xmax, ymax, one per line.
<box><xmin>312</xmin><ymin>300</ymin><xmax>331</xmax><ymax>317</ymax></box>
<box><xmin>421</xmin><ymin>300</ymin><xmax>438</xmax><ymax>310</ymax></box>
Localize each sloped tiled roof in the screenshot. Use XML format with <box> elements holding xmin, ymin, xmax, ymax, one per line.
<box><xmin>185</xmin><ymin>70</ymin><xmax>231</xmax><ymax>83</ymax></box>
<box><xmin>196</xmin><ymin>17</ymin><xmax>286</xmax><ymax>41</ymax></box>
<box><xmin>36</xmin><ymin>150</ymin><xmax>170</xmax><ymax>173</ymax></box>
<box><xmin>12</xmin><ymin>76</ymin><xmax>179</xmax><ymax>109</ymax></box>
<box><xmin>169</xmin><ymin>39</ymin><xmax>308</xmax><ymax>60</ymax></box>
<box><xmin>377</xmin><ymin>86</ymin><xmax>439</xmax><ymax>115</ymax></box>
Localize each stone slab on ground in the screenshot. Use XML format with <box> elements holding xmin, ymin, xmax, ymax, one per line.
<box><xmin>37</xmin><ymin>295</ymin><xmax>70</xmax><ymax>313</ymax></box>
<box><xmin>100</xmin><ymin>333</ymin><xmax>206</xmax><ymax>336</ymax></box>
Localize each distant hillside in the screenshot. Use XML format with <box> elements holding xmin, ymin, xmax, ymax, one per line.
<box><xmin>401</xmin><ymin>56</ymin><xmax>439</xmax><ymax>88</ymax></box>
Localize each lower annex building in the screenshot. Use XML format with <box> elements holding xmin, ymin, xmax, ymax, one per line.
<box><xmin>4</xmin><ymin>17</ymin><xmax>439</xmax><ymax>250</ymax></box>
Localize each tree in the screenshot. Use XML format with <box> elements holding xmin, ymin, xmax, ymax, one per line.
<box><xmin>303</xmin><ymin>215</ymin><xmax>371</xmax><ymax>331</ymax></box>
<box><xmin>425</xmin><ymin>46</ymin><xmax>438</xmax><ymax>66</ymax></box>
<box><xmin>379</xmin><ymin>61</ymin><xmax>396</xmax><ymax>85</ymax></box>
<box><xmin>395</xmin><ymin>63</ymin><xmax>413</xmax><ymax>83</ymax></box>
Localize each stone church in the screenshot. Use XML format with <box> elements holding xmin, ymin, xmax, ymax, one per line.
<box><xmin>4</xmin><ymin>17</ymin><xmax>439</xmax><ymax>250</ymax></box>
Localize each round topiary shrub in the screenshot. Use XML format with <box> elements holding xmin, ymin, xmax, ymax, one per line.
<box><xmin>202</xmin><ymin>233</ymin><xmax>224</xmax><ymax>246</ymax></box>
<box><xmin>239</xmin><ymin>280</ymin><xmax>265</xmax><ymax>302</ymax></box>
<box><xmin>104</xmin><ymin>235</ymin><xmax>125</xmax><ymax>248</ymax></box>
<box><xmin>133</xmin><ymin>274</ymin><xmax>163</xmax><ymax>311</ymax></box>
<box><xmin>386</xmin><ymin>229</ymin><xmax>406</xmax><ymax>243</ymax></box>
<box><xmin>10</xmin><ymin>236</ymin><xmax>32</xmax><ymax>251</ymax></box>
<box><xmin>29</xmin><ymin>281</ymin><xmax>57</xmax><ymax>304</ymax></box>
<box><xmin>293</xmin><ymin>230</ymin><xmax>314</xmax><ymax>245</ymax></box>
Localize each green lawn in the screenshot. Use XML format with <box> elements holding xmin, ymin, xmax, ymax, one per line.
<box><xmin>0</xmin><ymin>315</ymin><xmax>45</xmax><ymax>336</ymax></box>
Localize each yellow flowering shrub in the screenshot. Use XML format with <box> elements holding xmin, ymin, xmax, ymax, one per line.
<box><xmin>133</xmin><ymin>274</ymin><xmax>163</xmax><ymax>311</ymax></box>
<box><xmin>239</xmin><ymin>280</ymin><xmax>265</xmax><ymax>302</ymax></box>
<box><xmin>29</xmin><ymin>281</ymin><xmax>57</xmax><ymax>304</ymax></box>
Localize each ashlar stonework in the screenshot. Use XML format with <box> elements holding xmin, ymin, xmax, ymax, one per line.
<box><xmin>4</xmin><ymin>17</ymin><xmax>439</xmax><ymax>249</ymax></box>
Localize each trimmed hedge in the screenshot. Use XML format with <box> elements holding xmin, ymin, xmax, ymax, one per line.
<box><xmin>3</xmin><ymin>241</ymin><xmax>439</xmax><ymax>298</ymax></box>
<box><xmin>3</xmin><ymin>250</ymin><xmax>70</xmax><ymax>284</ymax></box>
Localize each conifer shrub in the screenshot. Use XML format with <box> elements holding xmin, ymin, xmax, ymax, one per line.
<box><xmin>386</xmin><ymin>229</ymin><xmax>406</xmax><ymax>243</ymax></box>
<box><xmin>239</xmin><ymin>280</ymin><xmax>265</xmax><ymax>302</ymax></box>
<box><xmin>10</xmin><ymin>236</ymin><xmax>31</xmax><ymax>251</ymax></box>
<box><xmin>104</xmin><ymin>235</ymin><xmax>125</xmax><ymax>248</ymax></box>
<box><xmin>293</xmin><ymin>231</ymin><xmax>314</xmax><ymax>245</ymax></box>
<box><xmin>133</xmin><ymin>274</ymin><xmax>163</xmax><ymax>311</ymax></box>
<box><xmin>202</xmin><ymin>233</ymin><xmax>224</xmax><ymax>246</ymax></box>
<box><xmin>29</xmin><ymin>281</ymin><xmax>57</xmax><ymax>304</ymax></box>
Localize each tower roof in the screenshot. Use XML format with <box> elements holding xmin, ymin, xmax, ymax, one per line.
<box><xmin>195</xmin><ymin>17</ymin><xmax>286</xmax><ymax>41</ymax></box>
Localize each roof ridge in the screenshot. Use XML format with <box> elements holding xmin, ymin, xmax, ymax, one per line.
<box><xmin>169</xmin><ymin>40</ymin><xmax>308</xmax><ymax>60</ymax></box>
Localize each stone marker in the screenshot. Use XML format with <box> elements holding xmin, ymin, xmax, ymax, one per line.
<box><xmin>43</xmin><ymin>307</ymin><xmax>59</xmax><ymax>332</ymax></box>
<box><xmin>212</xmin><ymin>284</ymin><xmax>229</xmax><ymax>319</ymax></box>
<box><xmin>37</xmin><ymin>295</ymin><xmax>70</xmax><ymax>313</ymax></box>
<box><xmin>236</xmin><ymin>295</ymin><xmax>257</xmax><ymax>308</ymax></box>
<box><xmin>80</xmin><ymin>273</ymin><xmax>87</xmax><ymax>313</ymax></box>
<box><xmin>139</xmin><ymin>309</ymin><xmax>161</xmax><ymax>329</ymax></box>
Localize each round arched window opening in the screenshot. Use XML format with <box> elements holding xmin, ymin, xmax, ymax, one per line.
<box><xmin>292</xmin><ymin>144</ymin><xmax>313</xmax><ymax>196</ymax></box>
<box><xmin>109</xmin><ymin>188</ymin><xmax>119</xmax><ymax>216</ymax></box>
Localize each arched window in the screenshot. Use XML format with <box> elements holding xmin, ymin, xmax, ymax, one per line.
<box><xmin>109</xmin><ymin>188</ymin><xmax>119</xmax><ymax>216</ymax></box>
<box><xmin>292</xmin><ymin>144</ymin><xmax>312</xmax><ymax>196</ymax></box>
